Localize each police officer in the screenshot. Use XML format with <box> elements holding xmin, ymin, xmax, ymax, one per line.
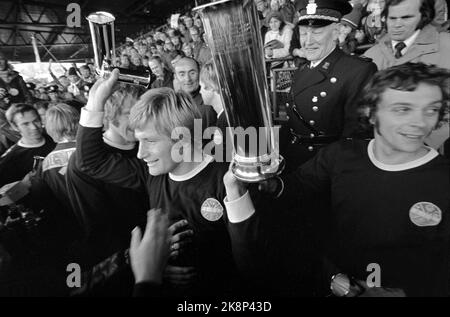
<box><xmin>284</xmin><ymin>0</ymin><xmax>377</xmax><ymax>169</ymax></box>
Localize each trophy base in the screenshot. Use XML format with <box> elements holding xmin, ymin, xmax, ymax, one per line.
<box><xmin>231</xmin><ymin>153</ymin><xmax>285</xmax><ymax>183</ymax></box>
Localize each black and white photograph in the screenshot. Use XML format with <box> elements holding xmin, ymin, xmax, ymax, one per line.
<box><xmin>0</xmin><ymin>0</ymin><xmax>449</xmax><ymax>303</ymax></box>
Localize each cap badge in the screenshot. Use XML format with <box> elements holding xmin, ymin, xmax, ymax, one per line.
<box><xmin>306</xmin><ymin>0</ymin><xmax>317</xmax><ymax>15</ymax></box>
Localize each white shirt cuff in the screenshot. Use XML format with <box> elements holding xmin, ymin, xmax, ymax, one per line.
<box><xmin>224</xmin><ymin>191</ymin><xmax>255</xmax><ymax>224</ymax></box>
<box><xmin>80</xmin><ymin>107</ymin><xmax>104</xmax><ymax>128</ymax></box>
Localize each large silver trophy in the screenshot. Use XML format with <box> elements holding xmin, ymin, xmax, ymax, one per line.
<box><xmin>194</xmin><ymin>0</ymin><xmax>284</xmax><ymax>182</ymax></box>
<box><xmin>86</xmin><ymin>11</ymin><xmax>155</xmax><ymax>88</ymax></box>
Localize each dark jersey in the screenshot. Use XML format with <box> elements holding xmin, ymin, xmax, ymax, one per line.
<box><xmin>30</xmin><ymin>141</ymin><xmax>80</xmax><ymax>246</ymax></box>
<box><xmin>0</xmin><ymin>135</ymin><xmax>55</xmax><ymax>187</ymax></box>
<box><xmin>41</xmin><ymin>141</ymin><xmax>76</xmax><ymax>209</ymax></box>
<box><xmin>66</xmin><ymin>139</ymin><xmax>149</xmax><ymax>265</ymax></box>
<box><xmin>279</xmin><ymin>139</ymin><xmax>450</xmax><ymax>296</ymax></box>
<box><xmin>228</xmin><ymin>139</ymin><xmax>450</xmax><ymax>296</ymax></box>
<box><xmin>75</xmin><ymin>125</ymin><xmax>237</xmax><ymax>295</ymax></box>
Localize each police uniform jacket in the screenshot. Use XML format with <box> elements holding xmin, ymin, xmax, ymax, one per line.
<box><xmin>285</xmin><ymin>47</ymin><xmax>377</xmax><ymax>165</ymax></box>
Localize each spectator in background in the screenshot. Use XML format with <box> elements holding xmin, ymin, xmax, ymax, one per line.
<box><xmin>264</xmin><ymin>11</ymin><xmax>293</xmax><ymax>59</ymax></box>
<box><xmin>270</xmin><ymin>0</ymin><xmax>280</xmax><ymax>11</ymax></box>
<box><xmin>155</xmin><ymin>40</ymin><xmax>165</xmax><ymax>56</ymax></box>
<box><xmin>0</xmin><ymin>51</ymin><xmax>32</xmax><ymax>106</ymax></box>
<box><xmin>433</xmin><ymin>0</ymin><xmax>448</xmax><ymax>29</ymax></box>
<box><xmin>137</xmin><ymin>42</ymin><xmax>148</xmax><ymax>57</ymax></box>
<box><xmin>190</xmin><ymin>26</ymin><xmax>212</xmax><ymax>66</ymax></box>
<box><xmin>149</xmin><ymin>56</ymin><xmax>174</xmax><ymax>89</ymax></box>
<box><xmin>149</xmin><ymin>44</ymin><xmax>158</xmax><ymax>56</ymax></box>
<box><xmin>184</xmin><ymin>14</ymin><xmax>194</xmax><ymax>29</ymax></box>
<box><xmin>36</xmin><ymin>85</ymin><xmax>50</xmax><ymax>101</ymax></box>
<box><xmin>142</xmin><ymin>55</ymin><xmax>150</xmax><ymax>69</ymax></box>
<box><xmin>361</xmin><ymin>0</ymin><xmax>387</xmax><ymax>43</ymax></box>
<box><xmin>26</xmin><ymin>82</ymin><xmax>37</xmax><ymax>100</ymax></box>
<box><xmin>79</xmin><ymin>65</ymin><xmax>96</xmax><ymax>84</ymax></box>
<box><xmin>364</xmin><ymin>0</ymin><xmax>450</xmax><ymax>72</ymax></box>
<box><xmin>120</xmin><ymin>54</ymin><xmax>132</xmax><ymax>69</ymax></box>
<box><xmin>171</xmin><ymin>33</ymin><xmax>183</xmax><ymax>51</ymax></box>
<box><xmin>174</xmin><ymin>57</ymin><xmax>217</xmax><ymax>128</ymax></box>
<box><xmin>48</xmin><ymin>59</ymin><xmax>70</xmax><ymax>92</ymax></box>
<box><xmin>67</xmin><ymin>67</ymin><xmax>86</xmax><ymax>103</ymax></box>
<box><xmin>178</xmin><ymin>22</ymin><xmax>191</xmax><ymax>44</ymax></box>
<box><xmin>131</xmin><ymin>55</ymin><xmax>144</xmax><ymax>69</ymax></box>
<box><xmin>182</xmin><ymin>43</ymin><xmax>194</xmax><ymax>58</ymax></box>
<box><xmin>279</xmin><ymin>0</ymin><xmax>297</xmax><ymax>24</ymax></box>
<box><xmin>194</xmin><ymin>16</ymin><xmax>204</xmax><ymax>35</ymax></box>
<box><xmin>338</xmin><ymin>3</ymin><xmax>364</xmax><ymax>54</ymax></box>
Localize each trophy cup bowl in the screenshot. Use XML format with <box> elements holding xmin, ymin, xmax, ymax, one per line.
<box><xmin>194</xmin><ymin>0</ymin><xmax>284</xmax><ymax>182</ymax></box>
<box><xmin>86</xmin><ymin>11</ymin><xmax>156</xmax><ymax>88</ymax></box>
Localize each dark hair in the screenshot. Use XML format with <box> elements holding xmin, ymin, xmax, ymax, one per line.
<box><xmin>358</xmin><ymin>63</ymin><xmax>450</xmax><ymax>131</ymax></box>
<box><xmin>5</xmin><ymin>103</ymin><xmax>40</xmax><ymax>127</ymax></box>
<box><xmin>383</xmin><ymin>0</ymin><xmax>435</xmax><ymax>30</ymax></box>
<box><xmin>148</xmin><ymin>55</ymin><xmax>164</xmax><ymax>65</ymax></box>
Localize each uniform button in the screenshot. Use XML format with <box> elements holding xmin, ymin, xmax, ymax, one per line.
<box><xmin>330</xmin><ymin>77</ymin><xmax>337</xmax><ymax>83</ymax></box>
<box><xmin>320</xmin><ymin>91</ymin><xmax>327</xmax><ymax>97</ymax></box>
<box><xmin>312</xmin><ymin>96</ymin><xmax>318</xmax><ymax>103</ymax></box>
<box><xmin>310</xmin><ymin>133</ymin><xmax>315</xmax><ymax>138</ymax></box>
<box><xmin>309</xmin><ymin>120</ymin><xmax>315</xmax><ymax>125</ymax></box>
<box><xmin>308</xmin><ymin>146</ymin><xmax>314</xmax><ymax>151</ymax></box>
<box><xmin>312</xmin><ymin>106</ymin><xmax>319</xmax><ymax>112</ymax></box>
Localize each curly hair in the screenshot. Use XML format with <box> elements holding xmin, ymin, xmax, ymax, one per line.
<box><xmin>358</xmin><ymin>63</ymin><xmax>450</xmax><ymax>132</ymax></box>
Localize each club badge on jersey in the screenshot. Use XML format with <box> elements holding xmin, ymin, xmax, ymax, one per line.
<box><xmin>409</xmin><ymin>202</ymin><xmax>442</xmax><ymax>227</ymax></box>
<box><xmin>201</xmin><ymin>198</ymin><xmax>223</xmax><ymax>222</ymax></box>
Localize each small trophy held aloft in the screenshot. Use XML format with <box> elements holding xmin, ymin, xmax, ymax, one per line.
<box><xmin>86</xmin><ymin>11</ymin><xmax>156</xmax><ymax>88</ymax></box>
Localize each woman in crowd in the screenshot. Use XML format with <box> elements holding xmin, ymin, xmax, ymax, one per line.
<box><xmin>264</xmin><ymin>11</ymin><xmax>293</xmax><ymax>60</ymax></box>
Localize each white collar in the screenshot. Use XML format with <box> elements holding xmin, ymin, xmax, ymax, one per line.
<box><xmin>169</xmin><ymin>155</ymin><xmax>214</xmax><ymax>182</ymax></box>
<box><xmin>18</xmin><ymin>138</ymin><xmax>45</xmax><ymax>148</ymax></box>
<box><xmin>217</xmin><ymin>109</ymin><xmax>224</xmax><ymax>118</ymax></box>
<box><xmin>102</xmin><ymin>135</ymin><xmax>135</xmax><ymax>151</ymax></box>
<box><xmin>367</xmin><ymin>139</ymin><xmax>438</xmax><ymax>172</ymax></box>
<box><xmin>391</xmin><ymin>29</ymin><xmax>420</xmax><ymax>53</ymax></box>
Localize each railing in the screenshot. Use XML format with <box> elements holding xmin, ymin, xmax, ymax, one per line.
<box><xmin>265</xmin><ymin>56</ymin><xmax>296</xmax><ymax>121</ymax></box>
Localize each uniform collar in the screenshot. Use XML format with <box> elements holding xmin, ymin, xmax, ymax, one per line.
<box><xmin>293</xmin><ymin>47</ymin><xmax>343</xmax><ymax>96</ymax></box>
<box><xmin>314</xmin><ymin>47</ymin><xmax>342</xmax><ymax>74</ymax></box>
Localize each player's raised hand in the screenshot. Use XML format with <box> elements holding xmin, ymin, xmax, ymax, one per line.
<box><xmin>223</xmin><ymin>167</ymin><xmax>247</xmax><ymax>201</ymax></box>
<box><xmin>85</xmin><ymin>68</ymin><xmax>119</xmax><ymax>112</ymax></box>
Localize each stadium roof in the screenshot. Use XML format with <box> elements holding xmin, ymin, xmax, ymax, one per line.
<box><xmin>0</xmin><ymin>0</ymin><xmax>197</xmax><ymax>63</ymax></box>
